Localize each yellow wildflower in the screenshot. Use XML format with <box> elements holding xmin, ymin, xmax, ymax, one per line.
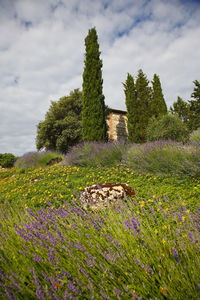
<box><xmin>160</xmin><ymin>287</ymin><xmax>167</xmax><ymax>296</ymax></box>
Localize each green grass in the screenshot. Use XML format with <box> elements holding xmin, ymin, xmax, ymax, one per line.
<box><xmin>0</xmin><ymin>164</ymin><xmax>200</xmax><ymax>299</ymax></box>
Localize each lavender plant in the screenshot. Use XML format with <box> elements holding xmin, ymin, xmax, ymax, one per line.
<box><xmin>15</xmin><ymin>151</ymin><xmax>63</xmax><ymax>169</ymax></box>
<box><xmin>123</xmin><ymin>140</ymin><xmax>200</xmax><ymax>176</ymax></box>
<box><xmin>63</xmin><ymin>142</ymin><xmax>125</xmax><ymax>167</ymax></box>
<box><xmin>0</xmin><ymin>197</ymin><xmax>199</xmax><ymax>299</ymax></box>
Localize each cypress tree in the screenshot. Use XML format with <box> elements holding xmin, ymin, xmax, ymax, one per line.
<box><xmin>170</xmin><ymin>96</ymin><xmax>190</xmax><ymax>125</ymax></box>
<box><xmin>188</xmin><ymin>80</ymin><xmax>200</xmax><ymax>130</ymax></box>
<box><xmin>123</xmin><ymin>73</ymin><xmax>137</xmax><ymax>142</ymax></box>
<box><xmin>151</xmin><ymin>74</ymin><xmax>167</xmax><ymax>117</ymax></box>
<box><xmin>82</xmin><ymin>27</ymin><xmax>107</xmax><ymax>141</ymax></box>
<box><xmin>135</xmin><ymin>69</ymin><xmax>151</xmax><ymax>142</ymax></box>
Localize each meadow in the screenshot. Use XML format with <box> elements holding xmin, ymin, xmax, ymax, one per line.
<box><xmin>0</xmin><ymin>141</ymin><xmax>200</xmax><ymax>299</ymax></box>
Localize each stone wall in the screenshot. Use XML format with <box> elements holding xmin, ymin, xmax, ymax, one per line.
<box><xmin>106</xmin><ymin>109</ymin><xmax>128</xmax><ymax>141</ymax></box>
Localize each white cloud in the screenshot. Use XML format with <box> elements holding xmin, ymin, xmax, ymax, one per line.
<box><xmin>0</xmin><ymin>0</ymin><xmax>200</xmax><ymax>155</ymax></box>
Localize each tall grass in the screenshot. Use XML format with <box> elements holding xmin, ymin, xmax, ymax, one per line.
<box><xmin>0</xmin><ymin>198</ymin><xmax>199</xmax><ymax>299</ymax></box>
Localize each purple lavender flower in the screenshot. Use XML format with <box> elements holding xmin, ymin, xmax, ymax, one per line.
<box><xmin>75</xmin><ymin>241</ymin><xmax>86</xmax><ymax>251</ymax></box>
<box><xmin>33</xmin><ymin>254</ymin><xmax>42</xmax><ymax>262</ymax></box>
<box><xmin>124</xmin><ymin>216</ymin><xmax>140</xmax><ymax>235</ymax></box>
<box><xmin>113</xmin><ymin>239</ymin><xmax>120</xmax><ymax>247</ymax></box>
<box><xmin>62</xmin><ymin>270</ymin><xmax>71</xmax><ymax>278</ymax></box>
<box><xmin>67</xmin><ymin>280</ymin><xmax>80</xmax><ymax>294</ymax></box>
<box><xmin>5</xmin><ymin>288</ymin><xmax>17</xmax><ymax>300</ymax></box>
<box><xmin>79</xmin><ymin>267</ymin><xmax>89</xmax><ymax>278</ymax></box>
<box><xmin>145</xmin><ymin>264</ymin><xmax>154</xmax><ymax>275</ymax></box>
<box><xmin>48</xmin><ymin>248</ymin><xmax>56</xmax><ymax>264</ymax></box>
<box><xmin>114</xmin><ymin>288</ymin><xmax>123</xmax><ymax>295</ymax></box>
<box><xmin>36</xmin><ymin>287</ymin><xmax>45</xmax><ymax>299</ymax></box>
<box><xmin>30</xmin><ymin>268</ymin><xmax>45</xmax><ymax>299</ymax></box>
<box><xmin>172</xmin><ymin>247</ymin><xmax>179</xmax><ymax>263</ymax></box>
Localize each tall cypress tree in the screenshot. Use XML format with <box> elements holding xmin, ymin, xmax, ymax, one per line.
<box><xmin>151</xmin><ymin>74</ymin><xmax>167</xmax><ymax>118</ymax></box>
<box><xmin>82</xmin><ymin>28</ymin><xmax>107</xmax><ymax>141</ymax></box>
<box><xmin>170</xmin><ymin>96</ymin><xmax>190</xmax><ymax>125</ymax></box>
<box><xmin>188</xmin><ymin>80</ymin><xmax>200</xmax><ymax>130</ymax></box>
<box><xmin>123</xmin><ymin>73</ymin><xmax>137</xmax><ymax>142</ymax></box>
<box><xmin>135</xmin><ymin>69</ymin><xmax>151</xmax><ymax>142</ymax></box>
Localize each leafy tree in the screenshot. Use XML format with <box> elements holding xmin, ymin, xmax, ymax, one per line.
<box><xmin>82</xmin><ymin>27</ymin><xmax>107</xmax><ymax>142</ymax></box>
<box><xmin>135</xmin><ymin>69</ymin><xmax>152</xmax><ymax>142</ymax></box>
<box><xmin>188</xmin><ymin>80</ymin><xmax>200</xmax><ymax>130</ymax></box>
<box><xmin>123</xmin><ymin>73</ymin><xmax>137</xmax><ymax>142</ymax></box>
<box><xmin>36</xmin><ymin>89</ymin><xmax>82</xmax><ymax>154</ymax></box>
<box><xmin>0</xmin><ymin>153</ymin><xmax>17</xmax><ymax>168</ymax></box>
<box><xmin>151</xmin><ymin>74</ymin><xmax>167</xmax><ymax>118</ymax></box>
<box><xmin>146</xmin><ymin>114</ymin><xmax>188</xmax><ymax>143</ymax></box>
<box><xmin>170</xmin><ymin>96</ymin><xmax>190</xmax><ymax>125</ymax></box>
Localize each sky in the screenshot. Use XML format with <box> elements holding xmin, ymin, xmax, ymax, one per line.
<box><xmin>0</xmin><ymin>0</ymin><xmax>200</xmax><ymax>156</ymax></box>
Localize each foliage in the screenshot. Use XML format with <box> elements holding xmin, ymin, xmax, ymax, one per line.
<box><xmin>146</xmin><ymin>114</ymin><xmax>189</xmax><ymax>143</ymax></box>
<box><xmin>15</xmin><ymin>151</ymin><xmax>63</xmax><ymax>169</ymax></box>
<box><xmin>123</xmin><ymin>140</ymin><xmax>200</xmax><ymax>177</ymax></box>
<box><xmin>82</xmin><ymin>28</ymin><xmax>107</xmax><ymax>142</ymax></box>
<box><xmin>171</xmin><ymin>81</ymin><xmax>200</xmax><ymax>132</ymax></box>
<box><xmin>36</xmin><ymin>89</ymin><xmax>82</xmax><ymax>154</ymax></box>
<box><xmin>188</xmin><ymin>80</ymin><xmax>200</xmax><ymax>131</ymax></box>
<box><xmin>134</xmin><ymin>69</ymin><xmax>152</xmax><ymax>142</ymax></box>
<box><xmin>189</xmin><ymin>127</ymin><xmax>200</xmax><ymax>145</ymax></box>
<box><xmin>123</xmin><ymin>73</ymin><xmax>137</xmax><ymax>142</ymax></box>
<box><xmin>0</xmin><ymin>165</ymin><xmax>199</xmax><ymax>298</ymax></box>
<box><xmin>151</xmin><ymin>74</ymin><xmax>167</xmax><ymax>118</ymax></box>
<box><xmin>63</xmin><ymin>142</ymin><xmax>125</xmax><ymax>167</ymax></box>
<box><xmin>0</xmin><ymin>153</ymin><xmax>17</xmax><ymax>168</ymax></box>
<box><xmin>170</xmin><ymin>96</ymin><xmax>190</xmax><ymax>125</ymax></box>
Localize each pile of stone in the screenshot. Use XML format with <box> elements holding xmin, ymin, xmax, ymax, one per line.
<box><xmin>80</xmin><ymin>183</ymin><xmax>136</xmax><ymax>210</ymax></box>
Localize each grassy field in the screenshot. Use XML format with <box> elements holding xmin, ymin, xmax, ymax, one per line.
<box><xmin>0</xmin><ymin>163</ymin><xmax>200</xmax><ymax>299</ymax></box>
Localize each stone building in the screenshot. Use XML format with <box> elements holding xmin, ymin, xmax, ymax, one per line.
<box><xmin>106</xmin><ymin>108</ymin><xmax>128</xmax><ymax>141</ymax></box>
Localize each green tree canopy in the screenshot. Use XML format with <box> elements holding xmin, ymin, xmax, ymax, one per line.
<box><xmin>123</xmin><ymin>73</ymin><xmax>137</xmax><ymax>142</ymax></box>
<box><xmin>36</xmin><ymin>89</ymin><xmax>82</xmax><ymax>154</ymax></box>
<box><xmin>82</xmin><ymin>27</ymin><xmax>107</xmax><ymax>142</ymax></box>
<box><xmin>146</xmin><ymin>114</ymin><xmax>188</xmax><ymax>143</ymax></box>
<box><xmin>151</xmin><ymin>74</ymin><xmax>167</xmax><ymax>118</ymax></box>
<box><xmin>188</xmin><ymin>80</ymin><xmax>200</xmax><ymax>131</ymax></box>
<box><xmin>170</xmin><ymin>96</ymin><xmax>190</xmax><ymax>125</ymax></box>
<box><xmin>135</xmin><ymin>69</ymin><xmax>152</xmax><ymax>142</ymax></box>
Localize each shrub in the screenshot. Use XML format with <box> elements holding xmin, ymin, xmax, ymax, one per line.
<box><xmin>15</xmin><ymin>151</ymin><xmax>63</xmax><ymax>169</ymax></box>
<box><xmin>146</xmin><ymin>114</ymin><xmax>189</xmax><ymax>142</ymax></box>
<box><xmin>189</xmin><ymin>128</ymin><xmax>200</xmax><ymax>145</ymax></box>
<box><xmin>123</xmin><ymin>140</ymin><xmax>200</xmax><ymax>176</ymax></box>
<box><xmin>0</xmin><ymin>153</ymin><xmax>17</xmax><ymax>168</ymax></box>
<box><xmin>63</xmin><ymin>142</ymin><xmax>125</xmax><ymax>167</ymax></box>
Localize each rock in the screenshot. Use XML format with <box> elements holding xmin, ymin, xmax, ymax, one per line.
<box><xmin>80</xmin><ymin>183</ymin><xmax>136</xmax><ymax>210</ymax></box>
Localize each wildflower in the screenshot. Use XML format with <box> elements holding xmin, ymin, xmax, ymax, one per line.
<box><xmin>124</xmin><ymin>217</ymin><xmax>140</xmax><ymax>235</ymax></box>
<box><xmin>160</xmin><ymin>286</ymin><xmax>167</xmax><ymax>296</ymax></box>
<box><xmin>55</xmin><ymin>282</ymin><xmax>61</xmax><ymax>289</ymax></box>
<box><xmin>139</xmin><ymin>201</ymin><xmax>145</xmax><ymax>207</ymax></box>
<box><xmin>181</xmin><ymin>216</ymin><xmax>186</xmax><ymax>222</ymax></box>
<box><xmin>114</xmin><ymin>287</ymin><xmax>123</xmax><ymax>295</ymax></box>
<box><xmin>67</xmin><ymin>280</ymin><xmax>80</xmax><ymax>294</ymax></box>
<box><xmin>172</xmin><ymin>247</ymin><xmax>179</xmax><ymax>263</ymax></box>
<box><xmin>147</xmin><ymin>199</ymin><xmax>154</xmax><ymax>203</ymax></box>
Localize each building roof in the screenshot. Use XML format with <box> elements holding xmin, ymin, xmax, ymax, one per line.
<box><xmin>107</xmin><ymin>108</ymin><xmax>127</xmax><ymax>115</ymax></box>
